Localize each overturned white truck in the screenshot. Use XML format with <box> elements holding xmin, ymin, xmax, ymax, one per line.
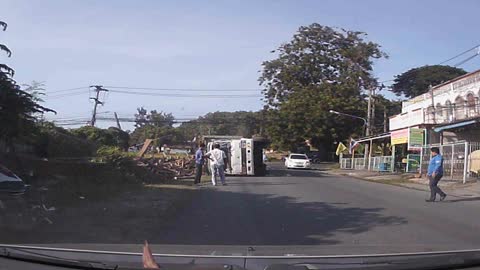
<box><xmin>203</xmin><ymin>136</ymin><xmax>268</xmax><ymax>176</ymax></box>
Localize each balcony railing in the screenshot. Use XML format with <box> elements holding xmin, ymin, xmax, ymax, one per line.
<box><xmin>424</xmin><ymin>103</ymin><xmax>480</xmax><ymax>125</ymax></box>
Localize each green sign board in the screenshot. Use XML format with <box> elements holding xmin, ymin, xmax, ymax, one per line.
<box><xmin>408</xmin><ymin>128</ymin><xmax>424</xmax><ymax>150</ymax></box>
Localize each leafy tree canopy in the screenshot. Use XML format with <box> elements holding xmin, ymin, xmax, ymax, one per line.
<box><xmin>391</xmin><ymin>65</ymin><xmax>467</xmax><ymax>98</ymax></box>
<box><xmin>130</xmin><ymin>108</ymin><xmax>177</xmax><ymax>146</ymax></box>
<box><xmin>259</xmin><ymin>23</ymin><xmax>386</xmax><ymax>150</ymax></box>
<box><xmin>70</xmin><ymin>126</ymin><xmax>129</xmax><ymax>150</ymax></box>
<box><xmin>0</xmin><ymin>20</ymin><xmax>54</xmax><ymax>148</ymax></box>
<box><xmin>178</xmin><ymin>111</ymin><xmax>263</xmax><ymax>140</ymax></box>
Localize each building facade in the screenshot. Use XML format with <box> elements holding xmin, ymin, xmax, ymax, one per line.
<box><xmin>340</xmin><ymin>69</ymin><xmax>480</xmax><ymax>182</ymax></box>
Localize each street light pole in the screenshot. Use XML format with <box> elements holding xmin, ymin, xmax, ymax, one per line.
<box><xmin>329</xmin><ymin>110</ymin><xmax>368</xmax><ymax>136</ymax></box>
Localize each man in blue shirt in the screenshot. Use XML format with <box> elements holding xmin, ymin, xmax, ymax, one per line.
<box><xmin>426</xmin><ymin>147</ymin><xmax>447</xmax><ymax>202</ymax></box>
<box><xmin>194</xmin><ymin>143</ymin><xmax>205</xmax><ymax>185</ymax></box>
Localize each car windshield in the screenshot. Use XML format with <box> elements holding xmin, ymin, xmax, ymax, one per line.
<box><xmin>290</xmin><ymin>155</ymin><xmax>308</xmax><ymax>160</ymax></box>
<box><xmin>2</xmin><ymin>1</ymin><xmax>480</xmax><ymax>266</ymax></box>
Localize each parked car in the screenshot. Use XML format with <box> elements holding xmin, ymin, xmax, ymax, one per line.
<box><xmin>284</xmin><ymin>153</ymin><xmax>311</xmax><ymax>169</ymax></box>
<box><xmin>0</xmin><ymin>164</ymin><xmax>27</xmax><ymax>194</ymax></box>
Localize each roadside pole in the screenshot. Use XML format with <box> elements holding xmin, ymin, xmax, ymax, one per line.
<box><xmin>391</xmin><ymin>144</ymin><xmax>396</xmax><ymax>172</ymax></box>
<box><xmin>463</xmin><ymin>141</ymin><xmax>469</xmax><ymax>183</ymax></box>
<box><xmin>90</xmin><ymin>85</ymin><xmax>109</xmax><ymax>127</ymax></box>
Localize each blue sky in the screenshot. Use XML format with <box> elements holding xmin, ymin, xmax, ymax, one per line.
<box><xmin>2</xmin><ymin>0</ymin><xmax>480</xmax><ymax>130</ymax></box>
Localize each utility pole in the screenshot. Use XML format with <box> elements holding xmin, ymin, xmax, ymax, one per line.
<box><xmin>114</xmin><ymin>112</ymin><xmax>122</xmax><ymax>130</ymax></box>
<box><xmin>371</xmin><ymin>88</ymin><xmax>376</xmax><ymax>134</ymax></box>
<box><xmin>90</xmin><ymin>85</ymin><xmax>108</xmax><ymax>127</ymax></box>
<box><xmin>366</xmin><ymin>87</ymin><xmax>372</xmax><ymax>136</ymax></box>
<box><xmin>383</xmin><ymin>105</ymin><xmax>388</xmax><ymax>133</ymax></box>
<box><xmin>429</xmin><ymin>84</ymin><xmax>436</xmax><ymax>124</ymax></box>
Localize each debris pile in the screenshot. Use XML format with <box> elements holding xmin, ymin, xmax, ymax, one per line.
<box><xmin>138</xmin><ymin>155</ymin><xmax>196</xmax><ymax>179</ymax></box>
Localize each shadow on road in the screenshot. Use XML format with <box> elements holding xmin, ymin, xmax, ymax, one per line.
<box><xmin>2</xmin><ymin>180</ymin><xmax>408</xmax><ymax>246</ymax></box>
<box><xmin>266</xmin><ymin>168</ymin><xmax>327</xmax><ymax>178</ymax></box>
<box><xmin>1</xmin><ymin>162</ymin><xmax>407</xmax><ymax>246</ymax></box>
<box><xmin>445</xmin><ymin>196</ymin><xmax>480</xmax><ymax>203</ymax></box>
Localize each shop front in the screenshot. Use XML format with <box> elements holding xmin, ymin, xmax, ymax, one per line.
<box><xmin>390</xmin><ymin>127</ymin><xmax>425</xmax><ymax>173</ymax></box>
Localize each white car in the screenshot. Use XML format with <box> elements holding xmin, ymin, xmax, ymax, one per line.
<box><xmin>285</xmin><ymin>153</ymin><xmax>311</xmax><ymax>169</ymax></box>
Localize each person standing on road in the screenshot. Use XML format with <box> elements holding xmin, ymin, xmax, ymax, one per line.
<box><xmin>194</xmin><ymin>143</ymin><xmax>206</xmax><ymax>185</ymax></box>
<box><xmin>426</xmin><ymin>147</ymin><xmax>447</xmax><ymax>202</ymax></box>
<box><xmin>205</xmin><ymin>143</ymin><xmax>227</xmax><ymax>186</ymax></box>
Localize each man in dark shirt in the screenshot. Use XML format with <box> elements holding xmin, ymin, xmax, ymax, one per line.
<box><xmin>426</xmin><ymin>147</ymin><xmax>447</xmax><ymax>202</ymax></box>
<box><xmin>194</xmin><ymin>143</ymin><xmax>205</xmax><ymax>185</ymax></box>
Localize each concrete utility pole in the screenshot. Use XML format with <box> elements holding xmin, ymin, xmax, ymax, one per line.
<box><xmin>90</xmin><ymin>85</ymin><xmax>109</xmax><ymax>127</ymax></box>
<box><xmin>366</xmin><ymin>87</ymin><xmax>372</xmax><ymax>136</ymax></box>
<box><xmin>430</xmin><ymin>84</ymin><xmax>435</xmax><ymax>124</ymax></box>
<box><xmin>114</xmin><ymin>112</ymin><xmax>122</xmax><ymax>130</ymax></box>
<box><xmin>383</xmin><ymin>105</ymin><xmax>388</xmax><ymax>133</ymax></box>
<box><xmin>371</xmin><ymin>88</ymin><xmax>376</xmax><ymax>134</ymax></box>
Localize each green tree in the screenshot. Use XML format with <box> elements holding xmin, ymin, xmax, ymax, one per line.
<box><xmin>32</xmin><ymin>121</ymin><xmax>95</xmax><ymax>158</ymax></box>
<box><xmin>22</xmin><ymin>81</ymin><xmax>46</xmax><ymax>103</ymax></box>
<box><xmin>130</xmin><ymin>108</ymin><xmax>176</xmax><ymax>145</ymax></box>
<box><xmin>391</xmin><ymin>65</ymin><xmax>467</xmax><ymax>98</ymax></box>
<box><xmin>134</xmin><ymin>107</ymin><xmax>174</xmax><ymax>128</ymax></box>
<box><xmin>0</xmin><ymin>20</ymin><xmax>54</xmax><ymax>149</ymax></box>
<box><xmin>259</xmin><ymin>23</ymin><xmax>386</xmax><ymax>151</ymax></box>
<box><xmin>70</xmin><ymin>126</ymin><xmax>129</xmax><ymax>149</ymax></box>
<box><xmin>177</xmin><ymin>111</ymin><xmax>263</xmax><ymax>139</ymax></box>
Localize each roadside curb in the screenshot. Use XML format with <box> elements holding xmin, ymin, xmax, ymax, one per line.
<box><xmin>324</xmin><ymin>170</ymin><xmax>480</xmax><ymax>198</ymax></box>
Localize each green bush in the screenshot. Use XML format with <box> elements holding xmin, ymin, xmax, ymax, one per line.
<box><xmin>95</xmin><ymin>146</ymin><xmax>135</xmax><ymax>167</ymax></box>
<box><xmin>33</xmin><ymin>122</ymin><xmax>95</xmax><ymax>158</ymax></box>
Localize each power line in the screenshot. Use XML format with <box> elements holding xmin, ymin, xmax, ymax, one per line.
<box><xmin>48</xmin><ymin>86</ymin><xmax>90</xmax><ymax>94</ymax></box>
<box><xmin>104</xmin><ymin>86</ymin><xmax>262</xmax><ymax>92</ymax></box>
<box><xmin>379</xmin><ymin>43</ymin><xmax>480</xmax><ymax>86</ymax></box>
<box><xmin>453</xmin><ymin>52</ymin><xmax>479</xmax><ymax>67</ymax></box>
<box><xmin>438</xmin><ymin>44</ymin><xmax>480</xmax><ymax>65</ymax></box>
<box><xmin>108</xmin><ymin>89</ymin><xmax>262</xmax><ymax>98</ymax></box>
<box><xmin>47</xmin><ymin>91</ymin><xmax>89</xmax><ymax>99</ymax></box>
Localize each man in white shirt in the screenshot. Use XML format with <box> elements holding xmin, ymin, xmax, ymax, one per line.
<box><xmin>205</xmin><ymin>143</ymin><xmax>227</xmax><ymax>186</ymax></box>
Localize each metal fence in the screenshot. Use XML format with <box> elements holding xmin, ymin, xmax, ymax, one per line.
<box><xmin>421</xmin><ymin>141</ymin><xmax>480</xmax><ymax>182</ymax></box>
<box><xmin>340</xmin><ymin>158</ymin><xmax>352</xmax><ymax>169</ymax></box>
<box><xmin>353</xmin><ymin>158</ymin><xmax>366</xmax><ymax>170</ymax></box>
<box><xmin>340</xmin><ymin>155</ymin><xmax>392</xmax><ymax>171</ymax></box>
<box><xmin>370</xmin><ymin>156</ymin><xmax>393</xmax><ymax>172</ymax></box>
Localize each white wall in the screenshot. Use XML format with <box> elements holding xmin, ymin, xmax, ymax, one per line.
<box><xmin>390</xmin><ymin>70</ymin><xmax>480</xmax><ymax>131</ymax></box>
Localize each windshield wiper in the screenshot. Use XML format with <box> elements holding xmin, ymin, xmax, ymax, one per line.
<box><xmin>0</xmin><ymin>247</ymin><xmax>118</xmax><ymax>270</ymax></box>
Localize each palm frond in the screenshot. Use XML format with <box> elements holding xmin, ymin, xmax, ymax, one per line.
<box><xmin>0</xmin><ymin>64</ymin><xmax>14</xmax><ymax>76</ymax></box>
<box><xmin>0</xmin><ymin>44</ymin><xmax>12</xmax><ymax>57</ymax></box>
<box><xmin>0</xmin><ymin>21</ymin><xmax>7</xmax><ymax>31</ymax></box>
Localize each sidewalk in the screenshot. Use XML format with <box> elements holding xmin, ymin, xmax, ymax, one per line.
<box><xmin>327</xmin><ymin>169</ymin><xmax>480</xmax><ymax>199</ymax></box>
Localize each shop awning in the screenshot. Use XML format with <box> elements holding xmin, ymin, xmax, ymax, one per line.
<box><xmin>434</xmin><ymin>120</ymin><xmax>477</xmax><ymax>133</ymax></box>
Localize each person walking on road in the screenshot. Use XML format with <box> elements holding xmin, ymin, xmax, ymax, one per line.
<box><xmin>205</xmin><ymin>143</ymin><xmax>227</xmax><ymax>186</ymax></box>
<box><xmin>194</xmin><ymin>143</ymin><xmax>205</xmax><ymax>185</ymax></box>
<box><xmin>426</xmin><ymin>147</ymin><xmax>447</xmax><ymax>202</ymax></box>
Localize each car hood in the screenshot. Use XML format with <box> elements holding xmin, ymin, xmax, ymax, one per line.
<box><xmin>3</xmin><ymin>244</ymin><xmax>480</xmax><ymax>270</ymax></box>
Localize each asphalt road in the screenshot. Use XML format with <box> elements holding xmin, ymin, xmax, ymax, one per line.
<box><xmin>7</xmin><ymin>162</ymin><xmax>480</xmax><ymax>256</ymax></box>
<box><xmin>145</xmin><ymin>162</ymin><xmax>480</xmax><ymax>255</ymax></box>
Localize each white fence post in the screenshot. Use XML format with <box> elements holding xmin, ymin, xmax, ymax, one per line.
<box><xmin>391</xmin><ymin>145</ymin><xmax>396</xmax><ymax>172</ymax></box>
<box><xmin>464</xmin><ymin>141</ymin><xmax>469</xmax><ymax>184</ymax></box>
<box><xmin>450</xmin><ymin>145</ymin><xmax>454</xmax><ymax>179</ymax></box>
<box><xmin>419</xmin><ymin>146</ymin><xmax>423</xmax><ymax>176</ymax></box>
